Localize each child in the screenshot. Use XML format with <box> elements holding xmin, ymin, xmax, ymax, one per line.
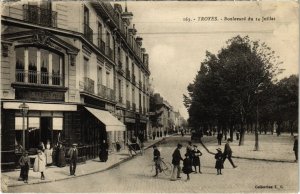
<box><xmin>19</xmin><ymin>151</ymin><xmax>30</xmax><ymax>183</ymax></box>
<box><xmin>192</xmin><ymin>145</ymin><xmax>203</xmax><ymax>173</ymax></box>
<box><xmin>215</xmin><ymin>148</ymin><xmax>224</xmax><ymax>175</ymax></box>
<box><xmin>182</xmin><ymin>153</ymin><xmax>193</xmax><ymax>181</ymax></box>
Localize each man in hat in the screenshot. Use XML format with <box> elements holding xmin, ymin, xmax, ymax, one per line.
<box><xmin>223</xmin><ymin>138</ymin><xmax>237</xmax><ymax>168</ymax></box>
<box><xmin>68</xmin><ymin>143</ymin><xmax>78</xmax><ymax>176</ymax></box>
<box><xmin>153</xmin><ymin>145</ymin><xmax>162</xmax><ymax>177</ymax></box>
<box><xmin>171</xmin><ymin>143</ymin><xmax>183</xmax><ymax>181</ymax></box>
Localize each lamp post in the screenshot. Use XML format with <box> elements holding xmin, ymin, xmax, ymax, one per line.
<box><xmin>254</xmin><ymin>83</ymin><xmax>263</xmax><ymax>151</ymax></box>
<box><xmin>19</xmin><ymin>102</ymin><xmax>29</xmax><ymax>149</ymax></box>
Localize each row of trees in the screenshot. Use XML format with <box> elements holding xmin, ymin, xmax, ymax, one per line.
<box><xmin>184</xmin><ymin>35</ymin><xmax>298</xmax><ymax>148</ymax></box>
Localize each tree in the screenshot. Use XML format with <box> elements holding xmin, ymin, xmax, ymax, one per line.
<box><xmin>184</xmin><ymin>35</ymin><xmax>281</xmax><ymax>148</ymax></box>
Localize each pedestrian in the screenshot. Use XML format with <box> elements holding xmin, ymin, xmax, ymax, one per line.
<box><xmin>170</xmin><ymin>143</ymin><xmax>183</xmax><ymax>181</ymax></box>
<box><xmin>44</xmin><ymin>140</ymin><xmax>53</xmax><ymax>166</ymax></box>
<box><xmin>186</xmin><ymin>141</ymin><xmax>193</xmax><ymax>158</ymax></box>
<box><xmin>181</xmin><ymin>130</ymin><xmax>184</xmax><ymax>137</ymax></box>
<box><xmin>223</xmin><ymin>138</ymin><xmax>237</xmax><ymax>168</ymax></box>
<box><xmin>152</xmin><ymin>145</ymin><xmax>162</xmax><ymax>177</ymax></box>
<box><xmin>116</xmin><ymin>141</ymin><xmax>121</xmax><ymax>152</ymax></box>
<box><xmin>99</xmin><ymin>140</ymin><xmax>108</xmax><ymax>162</ymax></box>
<box><xmin>293</xmin><ymin>136</ymin><xmax>298</xmax><ymax>162</ymax></box>
<box><xmin>182</xmin><ymin>153</ymin><xmax>193</xmax><ymax>181</ymax></box>
<box><xmin>217</xmin><ymin>132</ymin><xmax>223</xmax><ymax>145</ymax></box>
<box><xmin>192</xmin><ymin>145</ymin><xmax>202</xmax><ymax>173</ymax></box>
<box><xmin>18</xmin><ymin>151</ymin><xmax>30</xmax><ymax>183</ymax></box>
<box><xmin>215</xmin><ymin>148</ymin><xmax>224</xmax><ymax>175</ymax></box>
<box><xmin>68</xmin><ymin>143</ymin><xmax>78</xmax><ymax>176</ymax></box>
<box><xmin>152</xmin><ymin>131</ymin><xmax>156</xmax><ymax>140</ymax></box>
<box><xmin>33</xmin><ymin>149</ymin><xmax>46</xmax><ymax>180</ymax></box>
<box><xmin>56</xmin><ymin>143</ymin><xmax>66</xmax><ymax>167</ymax></box>
<box><xmin>38</xmin><ymin>141</ymin><xmax>45</xmax><ymax>151</ymax></box>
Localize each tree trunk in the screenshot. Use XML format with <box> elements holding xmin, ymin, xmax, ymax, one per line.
<box><xmin>230</xmin><ymin>124</ymin><xmax>234</xmax><ymax>141</ymax></box>
<box><xmin>239</xmin><ymin>122</ymin><xmax>245</xmax><ymax>146</ymax></box>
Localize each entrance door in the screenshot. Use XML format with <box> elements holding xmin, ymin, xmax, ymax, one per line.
<box><xmin>40</xmin><ymin>117</ymin><xmax>52</xmax><ymax>146</ymax></box>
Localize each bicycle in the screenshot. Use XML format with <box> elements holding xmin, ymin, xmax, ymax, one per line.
<box><xmin>143</xmin><ymin>158</ymin><xmax>172</xmax><ymax>177</ymax></box>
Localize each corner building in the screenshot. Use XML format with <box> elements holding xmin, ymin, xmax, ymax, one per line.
<box><xmin>1</xmin><ymin>1</ymin><xmax>150</xmax><ymax>170</ymax></box>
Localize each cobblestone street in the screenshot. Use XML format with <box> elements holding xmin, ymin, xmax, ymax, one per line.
<box><xmin>8</xmin><ymin>136</ymin><xmax>298</xmax><ymax>193</ymax></box>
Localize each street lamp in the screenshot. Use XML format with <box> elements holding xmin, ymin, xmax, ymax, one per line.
<box><xmin>19</xmin><ymin>102</ymin><xmax>29</xmax><ymax>149</ymax></box>
<box><xmin>254</xmin><ymin>83</ymin><xmax>263</xmax><ymax>151</ymax></box>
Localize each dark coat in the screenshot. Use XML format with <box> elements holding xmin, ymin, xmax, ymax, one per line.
<box><xmin>293</xmin><ymin>139</ymin><xmax>298</xmax><ymax>151</ymax></box>
<box><xmin>192</xmin><ymin>149</ymin><xmax>202</xmax><ymax>166</ymax></box>
<box><xmin>215</xmin><ymin>152</ymin><xmax>224</xmax><ymax>169</ymax></box>
<box><xmin>182</xmin><ymin>158</ymin><xmax>193</xmax><ymax>174</ymax></box>
<box><xmin>57</xmin><ymin>146</ymin><xmax>66</xmax><ymax>167</ymax></box>
<box><xmin>223</xmin><ymin>143</ymin><xmax>232</xmax><ymax>156</ymax></box>
<box><xmin>153</xmin><ymin>149</ymin><xmax>161</xmax><ymax>161</ymax></box>
<box><xmin>68</xmin><ymin>148</ymin><xmax>78</xmax><ymax>162</ymax></box>
<box><xmin>172</xmin><ymin>148</ymin><xmax>183</xmax><ymax>165</ymax></box>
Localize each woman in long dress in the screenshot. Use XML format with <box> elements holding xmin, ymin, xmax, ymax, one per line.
<box><xmin>33</xmin><ymin>150</ymin><xmax>46</xmax><ymax>180</ymax></box>
<box><xmin>56</xmin><ymin>143</ymin><xmax>66</xmax><ymax>167</ymax></box>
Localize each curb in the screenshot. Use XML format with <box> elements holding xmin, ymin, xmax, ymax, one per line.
<box><xmin>199</xmin><ymin>139</ymin><xmax>296</xmax><ymax>164</ymax></box>
<box><xmin>7</xmin><ymin>137</ymin><xmax>166</xmax><ymax>188</ymax></box>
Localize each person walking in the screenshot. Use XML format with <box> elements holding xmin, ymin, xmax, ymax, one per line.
<box><xmin>217</xmin><ymin>132</ymin><xmax>223</xmax><ymax>145</ymax></box>
<box><xmin>152</xmin><ymin>145</ymin><xmax>162</xmax><ymax>177</ymax></box>
<box><xmin>182</xmin><ymin>154</ymin><xmax>193</xmax><ymax>181</ymax></box>
<box><xmin>18</xmin><ymin>151</ymin><xmax>30</xmax><ymax>183</ymax></box>
<box><xmin>33</xmin><ymin>149</ymin><xmax>46</xmax><ymax>180</ymax></box>
<box><xmin>186</xmin><ymin>141</ymin><xmax>193</xmax><ymax>158</ymax></box>
<box><xmin>215</xmin><ymin>148</ymin><xmax>224</xmax><ymax>175</ymax></box>
<box><xmin>170</xmin><ymin>144</ymin><xmax>183</xmax><ymax>181</ymax></box>
<box><xmin>223</xmin><ymin>138</ymin><xmax>237</xmax><ymax>168</ymax></box>
<box><xmin>68</xmin><ymin>143</ymin><xmax>78</xmax><ymax>176</ymax></box>
<box><xmin>192</xmin><ymin>145</ymin><xmax>202</xmax><ymax>173</ymax></box>
<box><xmin>56</xmin><ymin>143</ymin><xmax>66</xmax><ymax>167</ymax></box>
<box><xmin>293</xmin><ymin>136</ymin><xmax>298</xmax><ymax>162</ymax></box>
<box><xmin>99</xmin><ymin>140</ymin><xmax>108</xmax><ymax>162</ymax></box>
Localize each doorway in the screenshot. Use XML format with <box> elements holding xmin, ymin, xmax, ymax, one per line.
<box><xmin>40</xmin><ymin>117</ymin><xmax>52</xmax><ymax>146</ymax></box>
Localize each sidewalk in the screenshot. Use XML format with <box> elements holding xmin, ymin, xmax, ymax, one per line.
<box><xmin>200</xmin><ymin>133</ymin><xmax>297</xmax><ymax>163</ymax></box>
<box><xmin>1</xmin><ymin>137</ymin><xmax>166</xmax><ymax>188</ymax></box>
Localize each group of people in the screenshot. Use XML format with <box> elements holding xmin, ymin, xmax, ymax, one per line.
<box><xmin>18</xmin><ymin>142</ymin><xmax>79</xmax><ymax>183</ymax></box>
<box><xmin>152</xmin><ymin>138</ymin><xmax>237</xmax><ymax>181</ymax></box>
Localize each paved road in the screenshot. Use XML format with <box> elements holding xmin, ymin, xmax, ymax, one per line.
<box><xmin>9</xmin><ymin>135</ymin><xmax>298</xmax><ymax>193</ymax></box>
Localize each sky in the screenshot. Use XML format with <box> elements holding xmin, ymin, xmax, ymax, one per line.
<box><xmin>121</xmin><ymin>1</ymin><xmax>299</xmax><ymax>119</ymax></box>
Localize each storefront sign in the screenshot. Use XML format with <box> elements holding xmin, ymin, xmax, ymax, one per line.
<box><xmin>16</xmin><ymin>90</ymin><xmax>64</xmax><ymax>101</ymax></box>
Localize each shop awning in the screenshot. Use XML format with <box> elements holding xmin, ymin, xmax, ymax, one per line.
<box><xmin>85</xmin><ymin>107</ymin><xmax>125</xmax><ymax>132</ymax></box>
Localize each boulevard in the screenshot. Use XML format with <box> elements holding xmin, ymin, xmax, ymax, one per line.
<box><xmin>8</xmin><ymin>135</ymin><xmax>298</xmax><ymax>193</ymax></box>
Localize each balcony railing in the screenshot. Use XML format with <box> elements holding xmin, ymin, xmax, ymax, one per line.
<box><xmin>106</xmin><ymin>46</ymin><xmax>113</xmax><ymax>61</ymax></box>
<box><xmin>81</xmin><ymin>77</ymin><xmax>95</xmax><ymax>94</ymax></box>
<box><xmin>126</xmin><ymin>100</ymin><xmax>131</xmax><ymax>109</ymax></box>
<box><xmin>97</xmin><ymin>84</ymin><xmax>115</xmax><ymax>101</ymax></box>
<box><xmin>15</xmin><ymin>70</ymin><xmax>63</xmax><ymax>86</ymax></box>
<box><xmin>23</xmin><ymin>4</ymin><xmax>57</xmax><ymax>27</ymax></box>
<box><xmin>84</xmin><ymin>24</ymin><xmax>93</xmax><ymax>43</ymax></box>
<box><xmin>98</xmin><ymin>38</ymin><xmax>106</xmax><ymax>54</ymax></box>
<box><xmin>132</xmin><ymin>103</ymin><xmax>136</xmax><ymax>112</ymax></box>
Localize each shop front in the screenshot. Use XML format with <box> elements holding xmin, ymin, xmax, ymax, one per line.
<box><xmin>1</xmin><ymin>102</ymin><xmax>77</xmax><ymax>170</ymax></box>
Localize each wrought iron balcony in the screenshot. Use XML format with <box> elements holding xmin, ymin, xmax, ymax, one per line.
<box><xmin>23</xmin><ymin>4</ymin><xmax>57</xmax><ymax>27</ymax></box>
<box><xmin>98</xmin><ymin>38</ymin><xmax>106</xmax><ymax>54</ymax></box>
<box><xmin>81</xmin><ymin>77</ymin><xmax>95</xmax><ymax>94</ymax></box>
<box><xmin>84</xmin><ymin>24</ymin><xmax>93</xmax><ymax>43</ymax></box>
<box><xmin>97</xmin><ymin>84</ymin><xmax>115</xmax><ymax>101</ymax></box>
<box><xmin>15</xmin><ymin>70</ymin><xmax>63</xmax><ymax>86</ymax></box>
